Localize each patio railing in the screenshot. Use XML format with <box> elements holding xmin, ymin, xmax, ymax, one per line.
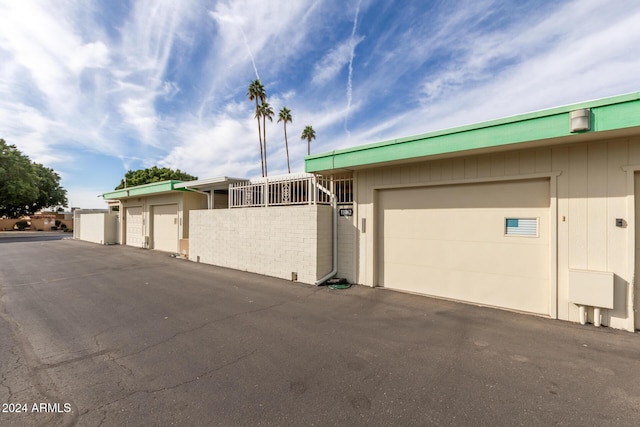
<box><xmin>229</xmin><ymin>173</ymin><xmax>352</xmax><ymax>208</ymax></box>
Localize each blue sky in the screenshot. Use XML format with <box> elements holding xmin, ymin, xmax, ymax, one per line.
<box><xmin>1</xmin><ymin>0</ymin><xmax>639</xmax><ymax>209</ymax></box>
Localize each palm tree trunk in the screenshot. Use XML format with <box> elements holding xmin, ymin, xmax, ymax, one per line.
<box><xmin>255</xmin><ymin>100</ymin><xmax>264</xmax><ymax>177</ymax></box>
<box><xmin>284</xmin><ymin>124</ymin><xmax>290</xmax><ymax>173</ymax></box>
<box><xmin>258</xmin><ymin>120</ymin><xmax>264</xmax><ymax>177</ymax></box>
<box><xmin>308</xmin><ymin>138</ymin><xmax>310</xmax><ymax>156</ymax></box>
<box><xmin>263</xmin><ymin>116</ymin><xmax>268</xmax><ymax>176</ymax></box>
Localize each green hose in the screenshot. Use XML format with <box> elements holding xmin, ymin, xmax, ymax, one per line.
<box><xmin>328</xmin><ymin>283</ymin><xmax>352</xmax><ymax>290</ymax></box>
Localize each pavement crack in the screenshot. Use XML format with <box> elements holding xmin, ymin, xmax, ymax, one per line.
<box><xmin>0</xmin><ymin>300</ymin><xmax>80</xmax><ymax>427</ymax></box>
<box><xmin>106</xmin><ymin>352</ymin><xmax>134</xmax><ymax>378</ymax></box>
<box><xmin>149</xmin><ymin>348</ymin><xmax>258</xmax><ymax>393</ymax></box>
<box><xmin>116</xmin><ymin>301</ymin><xmax>287</xmax><ymax>361</ymax></box>
<box><xmin>0</xmin><ymin>375</ymin><xmax>12</xmax><ymax>400</ymax></box>
<box><xmin>35</xmin><ymin>349</ymin><xmax>112</xmax><ymax>371</ymax></box>
<box><xmin>84</xmin><ymin>349</ymin><xmax>257</xmax><ymax>418</ymax></box>
<box><xmin>97</xmin><ymin>409</ymin><xmax>108</xmax><ymax>427</ymax></box>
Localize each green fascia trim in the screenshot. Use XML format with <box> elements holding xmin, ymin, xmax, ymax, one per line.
<box><xmin>102</xmin><ymin>180</ymin><xmax>188</xmax><ymax>200</ymax></box>
<box><xmin>306</xmin><ymin>91</ymin><xmax>640</xmax><ymax>172</ymax></box>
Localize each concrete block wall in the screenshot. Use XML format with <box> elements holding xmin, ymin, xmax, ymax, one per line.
<box><xmin>190</xmin><ymin>205</ymin><xmax>333</xmax><ymax>285</ymax></box>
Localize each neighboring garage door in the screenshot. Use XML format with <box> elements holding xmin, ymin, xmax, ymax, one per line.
<box><xmin>152</xmin><ymin>204</ymin><xmax>179</xmax><ymax>253</ymax></box>
<box><xmin>377</xmin><ymin>179</ymin><xmax>550</xmax><ymax>315</ymax></box>
<box><xmin>634</xmin><ymin>173</ymin><xmax>640</xmax><ymax>330</ymax></box>
<box><xmin>125</xmin><ymin>207</ymin><xmax>143</xmax><ymax>248</ymax></box>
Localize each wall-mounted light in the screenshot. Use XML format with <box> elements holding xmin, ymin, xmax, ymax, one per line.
<box><xmin>570</xmin><ymin>108</ymin><xmax>590</xmax><ymax>133</ymax></box>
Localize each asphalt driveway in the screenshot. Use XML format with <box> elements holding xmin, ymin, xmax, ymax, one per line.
<box><xmin>1</xmin><ymin>237</ymin><xmax>639</xmax><ymax>426</ymax></box>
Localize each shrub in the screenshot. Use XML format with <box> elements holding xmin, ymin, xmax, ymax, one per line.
<box><xmin>60</xmin><ymin>223</ymin><xmax>67</xmax><ymax>229</ymax></box>
<box><xmin>15</xmin><ymin>220</ymin><xmax>29</xmax><ymax>230</ymax></box>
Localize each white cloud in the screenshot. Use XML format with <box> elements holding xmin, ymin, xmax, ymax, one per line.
<box><xmin>433</xmin><ymin>0</ymin><xmax>640</xmax><ymax>118</ymax></box>
<box><xmin>2</xmin><ymin>0</ymin><xmax>640</xmax><ymax>208</ymax></box>
<box><xmin>312</xmin><ymin>36</ymin><xmax>364</xmax><ymax>86</ymax></box>
<box><xmin>201</xmin><ymin>1</ymin><xmax>321</xmax><ymax>110</ymax></box>
<box><xmin>348</xmin><ymin>0</ymin><xmax>640</xmax><ymax>144</ymax></box>
<box><xmin>66</xmin><ymin>187</ymin><xmax>111</xmax><ymax>210</ymax></box>
<box><xmin>159</xmin><ymin>115</ymin><xmax>259</xmax><ymax>178</ymax></box>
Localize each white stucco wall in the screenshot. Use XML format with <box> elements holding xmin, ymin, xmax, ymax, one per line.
<box><xmin>77</xmin><ymin>213</ymin><xmax>118</xmax><ymax>245</ymax></box>
<box><xmin>189</xmin><ymin>205</ymin><xmax>332</xmax><ymax>285</ymax></box>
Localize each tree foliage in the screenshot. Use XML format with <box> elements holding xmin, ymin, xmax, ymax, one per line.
<box><xmin>0</xmin><ymin>139</ymin><xmax>68</xmax><ymax>217</ymax></box>
<box><xmin>301</xmin><ymin>125</ymin><xmax>316</xmax><ymax>156</ymax></box>
<box><xmin>259</xmin><ymin>101</ymin><xmax>274</xmax><ymax>176</ymax></box>
<box><xmin>115</xmin><ymin>166</ymin><xmax>197</xmax><ymax>190</ymax></box>
<box><xmin>247</xmin><ymin>79</ymin><xmax>267</xmax><ymax>177</ymax></box>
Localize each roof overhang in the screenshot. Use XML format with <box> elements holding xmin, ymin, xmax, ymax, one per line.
<box><xmin>102</xmin><ymin>180</ymin><xmax>190</xmax><ymax>200</ymax></box>
<box><xmin>306</xmin><ymin>91</ymin><xmax>640</xmax><ymax>174</ymax></box>
<box><xmin>173</xmin><ymin>176</ymin><xmax>247</xmax><ymax>192</ymax></box>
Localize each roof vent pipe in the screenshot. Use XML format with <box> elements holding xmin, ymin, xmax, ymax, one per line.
<box><xmin>570</xmin><ymin>108</ymin><xmax>591</xmax><ymax>133</ymax></box>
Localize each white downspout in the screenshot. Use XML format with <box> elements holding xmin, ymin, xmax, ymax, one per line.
<box><xmin>315</xmin><ymin>194</ymin><xmax>338</xmax><ymax>286</ymax></box>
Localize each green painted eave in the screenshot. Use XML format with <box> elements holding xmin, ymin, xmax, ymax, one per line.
<box><xmin>102</xmin><ymin>180</ymin><xmax>189</xmax><ymax>200</ymax></box>
<box><xmin>306</xmin><ymin>91</ymin><xmax>640</xmax><ymax>173</ymax></box>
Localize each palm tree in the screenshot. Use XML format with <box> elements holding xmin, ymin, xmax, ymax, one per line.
<box><xmin>259</xmin><ymin>101</ymin><xmax>274</xmax><ymax>176</ymax></box>
<box><xmin>277</xmin><ymin>107</ymin><xmax>293</xmax><ymax>173</ymax></box>
<box><xmin>247</xmin><ymin>79</ymin><xmax>266</xmax><ymax>176</ymax></box>
<box><xmin>301</xmin><ymin>125</ymin><xmax>316</xmax><ymax>156</ymax></box>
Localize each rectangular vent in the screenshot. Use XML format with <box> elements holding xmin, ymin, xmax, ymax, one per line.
<box><xmin>505</xmin><ymin>218</ymin><xmax>538</xmax><ymax>237</ymax></box>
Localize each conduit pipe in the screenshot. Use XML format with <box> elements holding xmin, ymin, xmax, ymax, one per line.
<box><xmin>578</xmin><ymin>305</ymin><xmax>586</xmax><ymax>325</ymax></box>
<box><xmin>578</xmin><ymin>305</ymin><xmax>604</xmax><ymax>327</ymax></box>
<box><xmin>593</xmin><ymin>307</ymin><xmax>602</xmax><ymax>327</ymax></box>
<box><xmin>315</xmin><ymin>194</ymin><xmax>338</xmax><ymax>286</ymax></box>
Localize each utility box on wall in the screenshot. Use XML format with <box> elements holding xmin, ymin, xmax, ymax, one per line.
<box><xmin>568</xmin><ymin>269</ymin><xmax>614</xmax><ymax>309</ymax></box>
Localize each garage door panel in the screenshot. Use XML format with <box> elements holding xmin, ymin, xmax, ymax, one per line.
<box><xmin>380</xmin><ymin>180</ymin><xmax>550</xmax><ymax>210</ymax></box>
<box><xmin>378</xmin><ymin>179</ymin><xmax>550</xmax><ymax>315</ymax></box>
<box><xmin>152</xmin><ymin>204</ymin><xmax>178</xmax><ymax>253</ymax></box>
<box><xmin>385</xmin><ymin>238</ymin><xmax>548</xmax><ymax>278</ymax></box>
<box><xmin>383</xmin><ymin>263</ymin><xmax>549</xmax><ymax>314</ymax></box>
<box><xmin>385</xmin><ymin>208</ymin><xmax>546</xmax><ymax>242</ymax></box>
<box><xmin>125</xmin><ymin>207</ymin><xmax>143</xmax><ymax>248</ymax></box>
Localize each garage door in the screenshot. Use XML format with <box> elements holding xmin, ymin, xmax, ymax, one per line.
<box><xmin>377</xmin><ymin>179</ymin><xmax>550</xmax><ymax>315</ymax></box>
<box><xmin>125</xmin><ymin>207</ymin><xmax>143</xmax><ymax>247</ymax></box>
<box><xmin>634</xmin><ymin>173</ymin><xmax>640</xmax><ymax>330</ymax></box>
<box><xmin>152</xmin><ymin>204</ymin><xmax>178</xmax><ymax>253</ymax></box>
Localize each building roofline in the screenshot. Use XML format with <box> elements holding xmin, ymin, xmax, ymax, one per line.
<box><xmin>174</xmin><ymin>176</ymin><xmax>247</xmax><ymax>190</ymax></box>
<box><xmin>305</xmin><ymin>91</ymin><xmax>640</xmax><ymax>173</ymax></box>
<box><xmin>102</xmin><ymin>180</ymin><xmax>189</xmax><ymax>200</ymax></box>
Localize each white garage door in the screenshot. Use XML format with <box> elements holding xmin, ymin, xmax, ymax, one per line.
<box><xmin>152</xmin><ymin>204</ymin><xmax>178</xmax><ymax>253</ymax></box>
<box><xmin>377</xmin><ymin>179</ymin><xmax>550</xmax><ymax>315</ymax></box>
<box><xmin>125</xmin><ymin>207</ymin><xmax>143</xmax><ymax>248</ymax></box>
<box><xmin>634</xmin><ymin>173</ymin><xmax>640</xmax><ymax>330</ymax></box>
